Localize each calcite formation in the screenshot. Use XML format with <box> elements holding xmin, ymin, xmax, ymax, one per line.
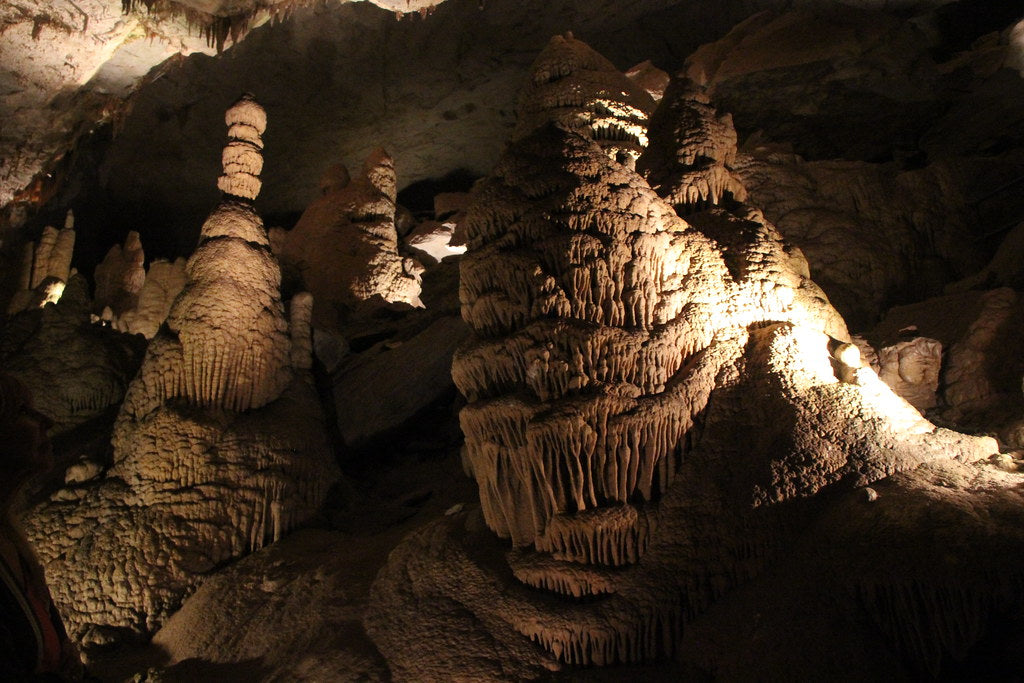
<box><xmin>514</xmin><ymin>33</ymin><xmax>656</xmax><ymax>168</ymax></box>
<box><xmin>0</xmin><ymin>274</ymin><xmax>146</xmax><ymax>433</ymax></box>
<box><xmin>280</xmin><ymin>150</ymin><xmax>424</xmax><ymax>331</ymax></box>
<box><xmin>6</xmin><ymin>211</ymin><xmax>76</xmax><ymax>314</ymax></box>
<box><xmin>638</xmin><ymin>77</ymin><xmax>748</xmax><ymax>213</ymax></box>
<box><xmin>24</xmin><ymin>95</ymin><xmax>339</xmax><ymax>642</ymax></box>
<box><xmin>367</xmin><ymin>38</ymin><xmax>1010</xmax><ymax>679</ymax></box>
<box><xmin>104</xmin><ymin>257</ymin><xmax>188</xmax><ymax>339</ymax></box>
<box><xmin>875</xmin><ymin>335</ymin><xmax>942</xmax><ymax>412</ymax></box>
<box><xmin>93</xmin><ymin>230</ymin><xmax>146</xmax><ymax>322</ymax></box>
<box><xmin>91</xmin><ymin>230</ymin><xmax>190</xmax><ymax>340</ymax></box>
<box><xmin>871</xmin><ymin>288</ymin><xmax>1024</xmax><ymax>448</ymax></box>
<box><xmin>734</xmin><ymin>151</ymin><xmax>990</xmax><ymax>328</ymax></box>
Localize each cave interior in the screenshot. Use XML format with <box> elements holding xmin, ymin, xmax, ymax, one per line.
<box><xmin>2</xmin><ymin>0</ymin><xmax>1024</xmax><ymax>679</ymax></box>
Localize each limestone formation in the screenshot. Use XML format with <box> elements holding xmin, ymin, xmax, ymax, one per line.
<box><xmin>624</xmin><ymin>60</ymin><xmax>670</xmax><ymax>102</ymax></box>
<box><xmin>403</xmin><ymin>219</ymin><xmax>465</xmax><ymax>265</ymax></box>
<box><xmin>93</xmin><ymin>230</ymin><xmax>146</xmax><ymax>322</ymax></box>
<box><xmin>638</xmin><ymin>77</ymin><xmax>748</xmax><ymax>213</ymax></box>
<box><xmin>6</xmin><ymin>211</ymin><xmax>76</xmax><ymax>314</ymax></box>
<box><xmin>367</xmin><ymin>36</ymin><xmax>1011</xmax><ymax>680</ymax></box>
<box><xmin>24</xmin><ymin>95</ymin><xmax>340</xmax><ymax>642</ymax></box>
<box><xmin>682</xmin><ymin>6</ymin><xmax>941</xmax><ymax>162</ymax></box>
<box><xmin>0</xmin><ymin>274</ymin><xmax>146</xmax><ymax>434</ymax></box>
<box><xmin>734</xmin><ymin>152</ymin><xmax>989</xmax><ymax>328</ymax></box>
<box><xmin>107</xmin><ymin>257</ymin><xmax>188</xmax><ymax>339</ymax></box>
<box><xmin>280</xmin><ymin>150</ymin><xmax>424</xmax><ymax>331</ymax></box>
<box><xmin>871</xmin><ymin>288</ymin><xmax>1024</xmax><ymax>448</ymax></box>
<box><xmin>514</xmin><ymin>33</ymin><xmax>656</xmax><ymax>168</ymax></box>
<box><xmin>875</xmin><ymin>335</ymin><xmax>942</xmax><ymax>412</ymax></box>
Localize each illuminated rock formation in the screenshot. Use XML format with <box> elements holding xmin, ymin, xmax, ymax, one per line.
<box><xmin>875</xmin><ymin>335</ymin><xmax>942</xmax><ymax>412</ymax></box>
<box><xmin>514</xmin><ymin>33</ymin><xmax>656</xmax><ymax>167</ymax></box>
<box><xmin>0</xmin><ymin>274</ymin><xmax>146</xmax><ymax>434</ymax></box>
<box><xmin>24</xmin><ymin>95</ymin><xmax>339</xmax><ymax>643</ymax></box>
<box><xmin>6</xmin><ymin>211</ymin><xmax>76</xmax><ymax>314</ymax></box>
<box><xmin>280</xmin><ymin>150</ymin><xmax>424</xmax><ymax>331</ymax></box>
<box><xmin>638</xmin><ymin>77</ymin><xmax>747</xmax><ymax>213</ymax></box>
<box><xmin>367</xmin><ymin>37</ymin><xmax>1011</xmax><ymax>680</ymax></box>
<box><xmin>107</xmin><ymin>257</ymin><xmax>188</xmax><ymax>339</ymax></box>
<box><xmin>735</xmin><ymin>151</ymin><xmax>989</xmax><ymax>328</ymax></box>
<box><xmin>871</xmin><ymin>288</ymin><xmax>1024</xmax><ymax>448</ymax></box>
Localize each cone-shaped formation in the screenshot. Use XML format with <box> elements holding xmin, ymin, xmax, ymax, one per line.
<box><xmin>126</xmin><ymin>96</ymin><xmax>291</xmax><ymax>414</ymax></box>
<box><xmin>25</xmin><ymin>96</ymin><xmax>339</xmax><ymax>642</ymax></box>
<box><xmin>369</xmin><ymin>36</ymin><xmax>1010</xmax><ymax>679</ymax></box>
<box><xmin>638</xmin><ymin>77</ymin><xmax>748</xmax><ymax>213</ymax></box>
<box><xmin>514</xmin><ymin>33</ymin><xmax>656</xmax><ymax>167</ymax></box>
<box><xmin>100</xmin><ymin>256</ymin><xmax>187</xmax><ymax>339</ymax></box>
<box><xmin>280</xmin><ymin>149</ymin><xmax>424</xmax><ymax>331</ymax></box>
<box><xmin>455</xmin><ymin>125</ymin><xmax>729</xmax><ymax>552</ymax></box>
<box><xmin>455</xmin><ymin>120</ymin><xmax>845</xmax><ymax>559</ymax></box>
<box><xmin>93</xmin><ymin>230</ymin><xmax>146</xmax><ymax>321</ymax></box>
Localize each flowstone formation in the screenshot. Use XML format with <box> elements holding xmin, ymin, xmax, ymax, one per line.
<box><xmin>367</xmin><ymin>40</ymin><xmax>1019</xmax><ymax>680</ymax></box>
<box><xmin>637</xmin><ymin>77</ymin><xmax>747</xmax><ymax>213</ymax></box>
<box><xmin>0</xmin><ymin>274</ymin><xmax>146</xmax><ymax>434</ymax></box>
<box><xmin>24</xmin><ymin>95</ymin><xmax>339</xmax><ymax>644</ymax></box>
<box><xmin>280</xmin><ymin>151</ymin><xmax>424</xmax><ymax>331</ymax></box>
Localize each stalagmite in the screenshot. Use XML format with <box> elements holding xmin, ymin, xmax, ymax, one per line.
<box><xmin>24</xmin><ymin>95</ymin><xmax>340</xmax><ymax>642</ymax></box>
<box><xmin>93</xmin><ymin>230</ymin><xmax>146</xmax><ymax>319</ymax></box>
<box><xmin>637</xmin><ymin>77</ymin><xmax>748</xmax><ymax>213</ymax></box>
<box><xmin>367</xmin><ymin>35</ymin><xmax>1009</xmax><ymax>680</ymax></box>
<box><xmin>280</xmin><ymin>150</ymin><xmax>424</xmax><ymax>331</ymax></box>
<box><xmin>6</xmin><ymin>211</ymin><xmax>76</xmax><ymax>313</ymax></box>
<box><xmin>110</xmin><ymin>257</ymin><xmax>187</xmax><ymax>339</ymax></box>
<box><xmin>514</xmin><ymin>33</ymin><xmax>656</xmax><ymax>167</ymax></box>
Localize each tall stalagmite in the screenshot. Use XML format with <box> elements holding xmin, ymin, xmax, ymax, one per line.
<box><xmin>24</xmin><ymin>95</ymin><xmax>340</xmax><ymax>642</ymax></box>
<box><xmin>637</xmin><ymin>77</ymin><xmax>747</xmax><ymax>212</ymax></box>
<box><xmin>368</xmin><ymin>39</ymin><xmax>1012</xmax><ymax>680</ymax></box>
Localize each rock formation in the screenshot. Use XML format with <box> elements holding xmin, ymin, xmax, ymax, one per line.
<box><xmin>514</xmin><ymin>33</ymin><xmax>656</xmax><ymax>168</ymax></box>
<box><xmin>93</xmin><ymin>230</ymin><xmax>146</xmax><ymax>322</ymax></box>
<box><xmin>681</xmin><ymin>6</ymin><xmax>1024</xmax><ymax>329</ymax></box>
<box><xmin>870</xmin><ymin>287</ymin><xmax>1024</xmax><ymax>449</ymax></box>
<box><xmin>734</xmin><ymin>151</ymin><xmax>992</xmax><ymax>328</ymax></box>
<box><xmin>106</xmin><ymin>257</ymin><xmax>188</xmax><ymax>339</ymax></box>
<box><xmin>875</xmin><ymin>334</ymin><xmax>943</xmax><ymax>412</ymax></box>
<box><xmin>280</xmin><ymin>150</ymin><xmax>424</xmax><ymax>331</ymax></box>
<box><xmin>0</xmin><ymin>274</ymin><xmax>146</xmax><ymax>434</ymax></box>
<box><xmin>6</xmin><ymin>211</ymin><xmax>76</xmax><ymax>314</ymax></box>
<box><xmin>23</xmin><ymin>95</ymin><xmax>340</xmax><ymax>644</ymax></box>
<box><xmin>638</xmin><ymin>77</ymin><xmax>747</xmax><ymax>212</ymax></box>
<box><xmin>92</xmin><ymin>231</ymin><xmax>189</xmax><ymax>339</ymax></box>
<box><xmin>366</xmin><ymin>38</ymin><xmax>1015</xmax><ymax>680</ymax></box>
